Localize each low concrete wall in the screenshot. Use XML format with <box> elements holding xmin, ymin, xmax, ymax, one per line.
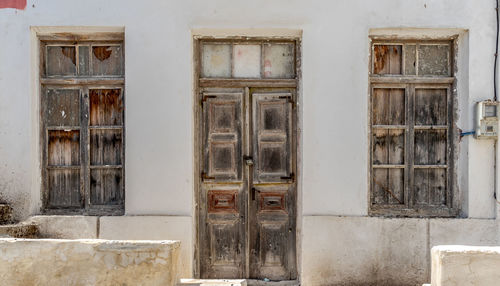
<box><xmin>301</xmin><ymin>216</ymin><xmax>500</xmax><ymax>286</ymax></box>
<box><xmin>431</xmin><ymin>245</ymin><xmax>500</xmax><ymax>286</ymax></box>
<box><xmin>99</xmin><ymin>216</ymin><xmax>193</xmax><ymax>279</ymax></box>
<box><xmin>0</xmin><ymin>238</ymin><xmax>181</xmax><ymax>286</ymax></box>
<box><xmin>23</xmin><ymin>215</ymin><xmax>193</xmax><ymax>278</ymax></box>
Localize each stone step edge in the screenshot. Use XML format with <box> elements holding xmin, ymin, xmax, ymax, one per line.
<box><xmin>0</xmin><ymin>204</ymin><xmax>13</xmax><ymax>225</ymax></box>
<box><xmin>179</xmin><ymin>279</ymin><xmax>247</xmax><ymax>286</ymax></box>
<box><xmin>0</xmin><ymin>223</ymin><xmax>39</xmax><ymax>238</ymax></box>
<box><xmin>178</xmin><ymin>279</ymin><xmax>299</xmax><ymax>286</ymax></box>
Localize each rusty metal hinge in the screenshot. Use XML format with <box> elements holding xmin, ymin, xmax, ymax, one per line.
<box><xmin>201</xmin><ymin>172</ymin><xmax>215</xmax><ymax>181</ymax></box>
<box><xmin>280</xmin><ymin>172</ymin><xmax>295</xmax><ymax>182</ymax></box>
<box><xmin>279</xmin><ymin>95</ymin><xmax>296</xmax><ymax>108</ymax></box>
<box><xmin>200</xmin><ymin>95</ymin><xmax>217</xmax><ymax>107</ymax></box>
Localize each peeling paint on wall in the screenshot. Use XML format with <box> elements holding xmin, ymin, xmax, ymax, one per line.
<box><xmin>0</xmin><ymin>0</ymin><xmax>26</xmax><ymax>10</ymax></box>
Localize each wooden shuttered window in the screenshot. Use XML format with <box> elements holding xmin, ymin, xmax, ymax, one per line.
<box><xmin>369</xmin><ymin>40</ymin><xmax>458</xmax><ymax>217</ymax></box>
<box><xmin>41</xmin><ymin>39</ymin><xmax>125</xmax><ymax>215</ymax></box>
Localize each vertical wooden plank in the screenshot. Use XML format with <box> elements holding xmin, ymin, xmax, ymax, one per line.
<box><xmin>373</xmin><ymin>45</ymin><xmax>402</xmax><ymax>75</ymax></box>
<box><xmin>388</xmin><ymin>169</ymin><xmax>404</xmax><ymax>204</ymax></box>
<box><xmin>373</xmin><ymin>88</ymin><xmax>405</xmax><ymax>125</ymax></box>
<box><xmin>388</xmin><ymin>129</ymin><xmax>405</xmax><ymax>164</ymax></box>
<box><xmin>47</xmin><ymin>130</ymin><xmax>80</xmax><ymax>166</ymax></box>
<box><xmin>407</xmin><ymin>84</ymin><xmax>415</xmax><ymax>209</ymax></box>
<box><xmin>404</xmin><ymin>45</ymin><xmax>417</xmax><ymax>75</ymax></box>
<box><xmin>90</xmin><ymin>130</ymin><xmax>122</xmax><ymax>165</ymax></box>
<box><xmin>414</xmin><ymin>130</ymin><xmax>446</xmax><ymax>165</ymax></box>
<box><xmin>78</xmin><ymin>45</ymin><xmax>90</xmax><ymax>76</ymax></box>
<box><xmin>389</xmin><ymin>89</ymin><xmax>405</xmax><ymax>125</ymax></box>
<box><xmin>81</xmin><ymin>87</ymin><xmax>90</xmax><ymax>211</ymax></box>
<box><xmin>414</xmin><ymin>169</ymin><xmax>429</xmax><ymax>205</ymax></box>
<box><xmin>372</xmin><ymin>89</ymin><xmax>388</xmax><ymax>125</ymax></box>
<box><xmin>91</xmin><ymin>45</ymin><xmax>124</xmax><ymax>76</ymax></box>
<box><xmin>48</xmin><ymin>169</ymin><xmax>81</xmax><ymax>207</ymax></box>
<box><xmin>373</xmin><ymin>169</ymin><xmax>388</xmax><ymax>204</ymax></box>
<box><xmin>89</xmin><ymin>89</ymin><xmax>123</xmax><ymax>126</ymax></box>
<box><xmin>41</xmin><ymin>85</ymin><xmax>49</xmax><ymax>209</ymax></box>
<box><xmin>46</xmin><ymin>46</ymin><xmax>77</xmax><ymax>76</ymax></box>
<box><xmin>446</xmin><ymin>86</ymin><xmax>454</xmax><ymax>209</ymax></box>
<box><xmin>373</xmin><ymin>129</ymin><xmax>388</xmax><ymax>164</ymax></box>
<box><xmin>415</xmin><ymin>89</ymin><xmax>447</xmax><ymax>125</ymax></box>
<box><xmin>90</xmin><ymin>168</ymin><xmax>123</xmax><ymax>205</ymax></box>
<box><xmin>428</xmin><ymin>130</ymin><xmax>447</xmax><ymax>165</ymax></box>
<box><xmin>414</xmin><ymin>130</ymin><xmax>428</xmax><ymax>165</ymax></box>
<box><xmin>429</xmin><ymin>169</ymin><xmax>447</xmax><ymax>205</ymax></box>
<box><xmin>46</xmin><ymin>89</ymin><xmax>80</xmax><ymax>126</ymax></box>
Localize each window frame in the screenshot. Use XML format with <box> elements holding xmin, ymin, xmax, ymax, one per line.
<box><xmin>368</xmin><ymin>38</ymin><xmax>460</xmax><ymax>217</ymax></box>
<box><xmin>39</xmin><ymin>34</ymin><xmax>125</xmax><ymax>216</ymax></box>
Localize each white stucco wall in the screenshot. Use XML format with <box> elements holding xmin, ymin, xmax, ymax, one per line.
<box><xmin>0</xmin><ymin>0</ymin><xmax>499</xmax><ymax>284</ymax></box>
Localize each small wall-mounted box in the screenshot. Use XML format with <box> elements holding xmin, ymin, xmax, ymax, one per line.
<box><xmin>475</xmin><ymin>100</ymin><xmax>499</xmax><ymax>139</ymax></box>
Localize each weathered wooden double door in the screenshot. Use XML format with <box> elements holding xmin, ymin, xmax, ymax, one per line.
<box><xmin>199</xmin><ymin>87</ymin><xmax>297</xmax><ymax>280</ymax></box>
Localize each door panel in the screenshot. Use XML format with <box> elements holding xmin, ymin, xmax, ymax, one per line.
<box><xmin>203</xmin><ymin>92</ymin><xmax>243</xmax><ymax>182</ymax></box>
<box><xmin>201</xmin><ymin>90</ymin><xmax>246</xmax><ymax>278</ymax></box>
<box><xmin>253</xmin><ymin>93</ymin><xmax>292</xmax><ymax>183</ymax></box>
<box><xmin>249</xmin><ymin>185</ymin><xmax>296</xmax><ymax>280</ymax></box>
<box><xmin>250</xmin><ymin>90</ymin><xmax>296</xmax><ymax>280</ymax></box>
<box><xmin>200</xmin><ymin>184</ymin><xmax>246</xmax><ymax>278</ymax></box>
<box><xmin>199</xmin><ymin>88</ymin><xmax>296</xmax><ymax>280</ymax></box>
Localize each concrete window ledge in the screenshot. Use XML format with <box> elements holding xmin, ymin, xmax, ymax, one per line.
<box><xmin>431</xmin><ymin>245</ymin><xmax>500</xmax><ymax>286</ymax></box>
<box><xmin>0</xmin><ymin>238</ymin><xmax>181</xmax><ymax>286</ymax></box>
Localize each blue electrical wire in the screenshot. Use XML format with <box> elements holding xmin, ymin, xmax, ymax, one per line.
<box><xmin>460</xmin><ymin>131</ymin><xmax>475</xmax><ymax>137</ymax></box>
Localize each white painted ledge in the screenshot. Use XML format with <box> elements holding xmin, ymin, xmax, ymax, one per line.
<box><xmin>431</xmin><ymin>245</ymin><xmax>500</xmax><ymax>286</ymax></box>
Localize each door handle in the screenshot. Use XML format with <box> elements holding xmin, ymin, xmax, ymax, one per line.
<box><xmin>243</xmin><ymin>155</ymin><xmax>253</xmax><ymax>166</ymax></box>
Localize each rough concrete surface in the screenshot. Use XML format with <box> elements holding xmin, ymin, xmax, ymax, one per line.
<box><xmin>301</xmin><ymin>216</ymin><xmax>428</xmax><ymax>286</ymax></box>
<box><xmin>429</xmin><ymin>218</ymin><xmax>499</xmax><ymax>247</ymax></box>
<box><xmin>0</xmin><ymin>238</ymin><xmax>181</xmax><ymax>286</ymax></box>
<box><xmin>27</xmin><ymin>215</ymin><xmax>98</xmax><ymax>238</ymax></box>
<box><xmin>0</xmin><ymin>223</ymin><xmax>38</xmax><ymax>238</ymax></box>
<box><xmin>431</xmin><ymin>245</ymin><xmax>500</xmax><ymax>286</ymax></box>
<box><xmin>99</xmin><ymin>216</ymin><xmax>193</xmax><ymax>279</ymax></box>
<box><xmin>0</xmin><ymin>204</ymin><xmax>13</xmax><ymax>224</ymax></box>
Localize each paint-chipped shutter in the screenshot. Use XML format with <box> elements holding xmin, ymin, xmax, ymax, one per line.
<box><xmin>370</xmin><ymin>41</ymin><xmax>455</xmax><ymax>216</ymax></box>
<box><xmin>41</xmin><ymin>39</ymin><xmax>125</xmax><ymax>213</ymax></box>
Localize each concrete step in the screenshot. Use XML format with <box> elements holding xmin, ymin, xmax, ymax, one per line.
<box><xmin>247</xmin><ymin>280</ymin><xmax>299</xmax><ymax>286</ymax></box>
<box><xmin>0</xmin><ymin>223</ymin><xmax>39</xmax><ymax>238</ymax></box>
<box><xmin>0</xmin><ymin>204</ymin><xmax>13</xmax><ymax>225</ymax></box>
<box><xmin>179</xmin><ymin>279</ymin><xmax>247</xmax><ymax>286</ymax></box>
<box><xmin>178</xmin><ymin>279</ymin><xmax>299</xmax><ymax>286</ymax></box>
